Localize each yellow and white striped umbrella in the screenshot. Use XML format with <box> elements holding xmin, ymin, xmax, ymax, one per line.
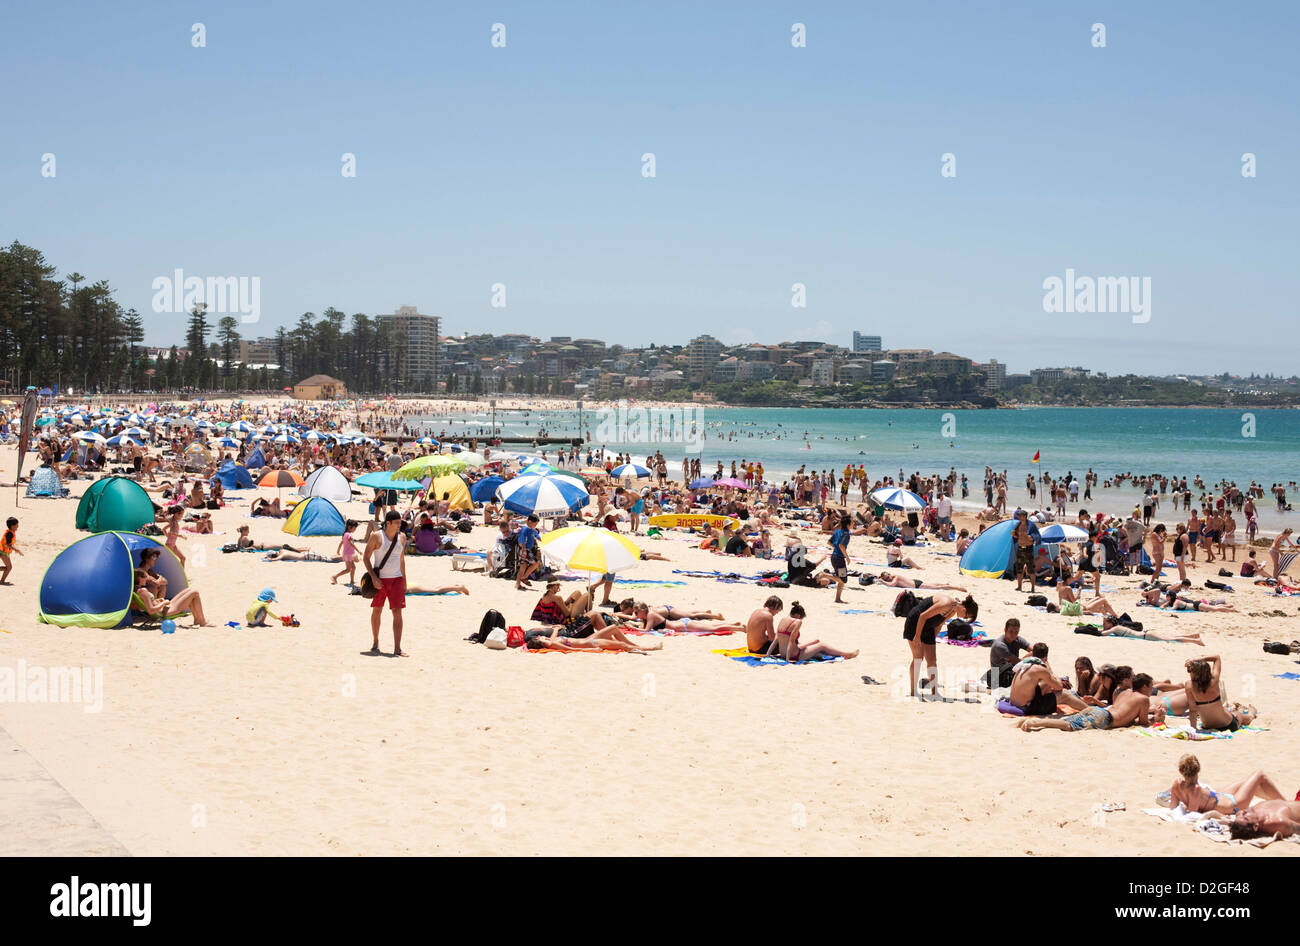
<box><xmin>538</xmin><ymin>526</ymin><xmax>641</xmax><ymax>574</ymax></box>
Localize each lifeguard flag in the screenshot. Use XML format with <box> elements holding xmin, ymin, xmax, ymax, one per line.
<box><xmin>1031</xmin><ymin>451</ymin><xmax>1040</xmax><ymax>463</ymax></box>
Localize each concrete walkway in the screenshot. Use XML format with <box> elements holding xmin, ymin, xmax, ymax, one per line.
<box><xmin>0</xmin><ymin>725</ymin><xmax>130</xmax><ymax>856</ymax></box>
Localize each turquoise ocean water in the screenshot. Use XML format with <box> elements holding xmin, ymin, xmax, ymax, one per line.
<box><xmin>418</xmin><ymin>406</ymin><xmax>1300</xmax><ymax>534</ymax></box>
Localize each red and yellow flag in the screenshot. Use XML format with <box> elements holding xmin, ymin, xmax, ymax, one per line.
<box><xmin>1031</xmin><ymin>451</ymin><xmax>1040</xmax><ymax>464</ymax></box>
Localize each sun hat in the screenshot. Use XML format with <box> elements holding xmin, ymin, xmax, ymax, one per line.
<box><xmin>258</xmin><ymin>588</ymin><xmax>277</xmax><ymax>602</ymax></box>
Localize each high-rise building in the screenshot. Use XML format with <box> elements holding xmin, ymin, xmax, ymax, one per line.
<box><xmin>687</xmin><ymin>333</ymin><xmax>723</xmax><ymax>383</ymax></box>
<box><xmin>852</xmin><ymin>332</ymin><xmax>882</xmax><ymax>353</ymax></box>
<box><xmin>979</xmin><ymin>358</ymin><xmax>1007</xmax><ymax>391</ymax></box>
<box><xmin>810</xmin><ymin>360</ymin><xmax>835</xmax><ymax>385</ymax></box>
<box><xmin>375</xmin><ymin>305</ymin><xmax>441</xmax><ymax>389</ymax></box>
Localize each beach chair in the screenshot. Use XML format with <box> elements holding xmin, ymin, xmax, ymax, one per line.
<box><xmin>1276</xmin><ymin>551</ymin><xmax>1298</xmax><ymax>581</ymax></box>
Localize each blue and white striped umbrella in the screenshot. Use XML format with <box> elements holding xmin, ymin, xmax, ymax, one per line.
<box><xmin>73</xmin><ymin>430</ymin><xmax>107</xmax><ymax>445</ymax></box>
<box><xmin>195</xmin><ymin>419</ymin><xmax>217</xmax><ymax>430</ymax></box>
<box><xmin>216</xmin><ymin>436</ymin><xmax>241</xmax><ymax>448</ymax></box>
<box><xmin>105</xmin><ymin>434</ymin><xmax>141</xmax><ymax>448</ymax></box>
<box><xmin>302</xmin><ymin>430</ymin><xmax>327</xmax><ymax>441</ymax></box>
<box><xmin>496</xmin><ymin>474</ymin><xmax>590</xmax><ymax>517</ymax></box>
<box><xmin>869</xmin><ymin>487</ymin><xmax>928</xmax><ymax>511</ymax></box>
<box><xmin>1036</xmin><ymin>523</ymin><xmax>1089</xmax><ymax>543</ymax></box>
<box><xmin>227</xmin><ymin>420</ymin><xmax>255</xmax><ymax>434</ymax></box>
<box><xmin>610</xmin><ymin>463</ymin><xmax>651</xmax><ymax>479</ymax></box>
<box><xmin>271</xmin><ymin>432</ymin><xmax>302</xmax><ymax>445</ymax></box>
<box><xmin>417</xmin><ymin>436</ymin><xmax>439</xmax><ymax>446</ymax></box>
<box><xmin>121</xmin><ymin>426</ymin><xmax>147</xmax><ymax>438</ymax></box>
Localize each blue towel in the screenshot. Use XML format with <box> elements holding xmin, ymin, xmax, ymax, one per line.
<box><xmin>729</xmin><ymin>654</ymin><xmax>844</xmax><ymax>667</ymax></box>
<box><xmin>1273</xmin><ymin>672</ymin><xmax>1300</xmax><ymax>680</ymax></box>
<box><xmin>838</xmin><ymin>609</ymin><xmax>875</xmax><ymax>615</ymax></box>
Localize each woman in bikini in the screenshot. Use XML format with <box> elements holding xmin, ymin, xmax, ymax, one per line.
<box><xmin>132</xmin><ymin>568</ymin><xmax>213</xmax><ymax>626</ymax></box>
<box><xmin>163</xmin><ymin>507</ymin><xmax>186</xmax><ymax>566</ymax></box>
<box><xmin>1267</xmin><ymin>528</ymin><xmax>1296</xmax><ymax>582</ymax></box>
<box><xmin>1185</xmin><ymin>655</ymin><xmax>1256</xmax><ymax>732</ymax></box>
<box><xmin>877</xmin><ymin>571</ymin><xmax>967</xmax><ymax>592</ymax></box>
<box><xmin>773</xmin><ymin>602</ymin><xmax>858</xmax><ymax>662</ymax></box>
<box><xmin>1168</xmin><ymin>754</ymin><xmax>1285</xmax><ymax>817</ymax></box>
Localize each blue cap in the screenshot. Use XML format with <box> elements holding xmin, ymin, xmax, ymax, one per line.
<box><xmin>258</xmin><ymin>588</ymin><xmax>277</xmax><ymax>602</ymax></box>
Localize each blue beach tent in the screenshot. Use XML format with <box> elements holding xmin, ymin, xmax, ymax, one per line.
<box><xmin>212</xmin><ymin>460</ymin><xmax>254</xmax><ymax>490</ymax></box>
<box><xmin>39</xmin><ymin>532</ymin><xmax>188</xmax><ymax>628</ymax></box>
<box><xmin>281</xmin><ymin>496</ymin><xmax>346</xmax><ymax>537</ymax></box>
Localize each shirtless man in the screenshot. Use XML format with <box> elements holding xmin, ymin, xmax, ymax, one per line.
<box><xmin>745</xmin><ymin>595</ymin><xmax>783</xmax><ymax>655</ymax></box>
<box><xmin>1018</xmin><ymin>674</ymin><xmax>1156</xmax><ymax>732</ymax></box>
<box><xmin>1224</xmin><ymin>797</ymin><xmax>1300</xmax><ymax>840</ymax></box>
<box><xmin>1007</xmin><ymin>643</ymin><xmax>1088</xmax><ymax>715</ymax></box>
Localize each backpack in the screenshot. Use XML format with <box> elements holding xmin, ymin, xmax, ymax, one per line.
<box><xmin>1026</xmin><ymin>594</ymin><xmax>1048</xmax><ymax>607</ymax></box>
<box><xmin>946</xmin><ymin>618</ymin><xmax>973</xmax><ymax>641</ymax></box>
<box><xmin>506</xmin><ymin>625</ymin><xmax>525</xmax><ymax>648</ymax></box>
<box><xmin>469</xmin><ymin>609</ymin><xmax>507</xmax><ymax>644</ymax></box>
<box><xmin>1218</xmin><ymin>568</ymin><xmax>1233</xmax><ymax>577</ymax></box>
<box><xmin>892</xmin><ymin>589</ymin><xmax>917</xmax><ymax>618</ymax></box>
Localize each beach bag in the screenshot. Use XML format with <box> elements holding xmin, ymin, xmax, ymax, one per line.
<box><xmin>1026</xmin><ymin>594</ymin><xmax>1048</xmax><ymax>607</ymax></box>
<box><xmin>358</xmin><ymin>536</ymin><xmax>399</xmax><ymax>599</ymax></box>
<box><xmin>1205</xmin><ymin>580</ymin><xmax>1231</xmax><ymax>591</ymax></box>
<box><xmin>484</xmin><ymin>628</ymin><xmax>508</xmax><ymax>650</ymax></box>
<box><xmin>506</xmin><ymin>626</ymin><xmax>525</xmax><ymax>648</ymax></box>
<box><xmin>1073</xmin><ymin>624</ymin><xmax>1103</xmax><ymax>636</ymax></box>
<box><xmin>1218</xmin><ymin>568</ymin><xmax>1233</xmax><ymax>577</ymax></box>
<box><xmin>1262</xmin><ymin>642</ymin><xmax>1290</xmax><ymax>655</ymax></box>
<box><xmin>946</xmin><ymin>618</ymin><xmax>973</xmax><ymax>641</ymax></box>
<box><xmin>1136</xmin><ymin>564</ymin><xmax>1154</xmax><ymax>575</ymax></box>
<box><xmin>858</xmin><ymin>574</ymin><xmax>875</xmax><ymax>586</ymax></box>
<box><xmin>457</xmin><ymin>519</ymin><xmax>473</xmax><ymax>533</ymax></box>
<box><xmin>469</xmin><ymin>609</ymin><xmax>507</xmax><ymax>644</ymax></box>
<box><xmin>891</xmin><ymin>589</ymin><xmax>917</xmax><ymax>618</ymax></box>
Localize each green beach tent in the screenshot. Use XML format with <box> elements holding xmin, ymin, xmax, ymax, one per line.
<box><xmin>75</xmin><ymin>476</ymin><xmax>155</xmax><ymax>533</ymax></box>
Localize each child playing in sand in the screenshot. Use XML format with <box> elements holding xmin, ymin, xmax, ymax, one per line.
<box><xmin>246</xmin><ymin>588</ymin><xmax>292</xmax><ymax>626</ymax></box>
<box><xmin>1</xmin><ymin>517</ymin><xmax>22</xmax><ymax>584</ymax></box>
<box><xmin>332</xmin><ymin>519</ymin><xmax>360</xmax><ymax>585</ymax></box>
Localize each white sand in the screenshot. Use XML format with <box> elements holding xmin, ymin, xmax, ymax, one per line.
<box><xmin>2</xmin><ymin>440</ymin><xmax>1298</xmax><ymax>856</ymax></box>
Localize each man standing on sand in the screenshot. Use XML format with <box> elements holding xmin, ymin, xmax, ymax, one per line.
<box><xmin>1013</xmin><ymin>509</ymin><xmax>1037</xmax><ymax>592</ymax></box>
<box><xmin>364</xmin><ymin>511</ymin><xmax>408</xmax><ymax>656</ymax></box>
<box><xmin>1019</xmin><ymin>674</ymin><xmax>1156</xmax><ymax>732</ymax></box>
<box><xmin>745</xmin><ymin>596</ymin><xmax>783</xmax><ymax>655</ymax></box>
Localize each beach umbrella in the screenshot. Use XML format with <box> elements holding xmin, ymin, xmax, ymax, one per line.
<box><xmin>121</xmin><ymin>426</ymin><xmax>147</xmax><ymax>438</ymax></box>
<box><xmin>227</xmin><ymin>420</ymin><xmax>255</xmax><ymax>434</ymax></box>
<box><xmin>393</xmin><ymin>454</ymin><xmax>466</xmax><ymax>481</ymax></box>
<box><xmin>496</xmin><ymin>474</ymin><xmax>589</xmax><ymax>517</ymax></box>
<box><xmin>195</xmin><ymin>420</ymin><xmax>217</xmax><ymax>430</ymax></box>
<box><xmin>259</xmin><ymin>470</ymin><xmax>304</xmax><ymax>489</ymax></box>
<box><xmin>1036</xmin><ymin>523</ymin><xmax>1090</xmax><ymax>543</ymax></box>
<box><xmin>870</xmin><ymin>487</ymin><xmax>927</xmax><ymax>511</ymax></box>
<box><xmin>468</xmin><ymin>475</ymin><xmax>505</xmax><ymax>502</ymax></box>
<box><xmin>271</xmin><ymin>432</ymin><xmax>302</xmax><ymax>445</ymax></box>
<box><xmin>455</xmin><ymin>451</ymin><xmax>486</xmax><ymax>467</ymax></box>
<box><xmin>520</xmin><ymin>461</ymin><xmax>553</xmax><ymax>476</ymax></box>
<box><xmin>610</xmin><ymin>463</ymin><xmax>651</xmax><ymax>480</ymax></box>
<box><xmin>539</xmin><ymin>526</ymin><xmax>640</xmax><ymax>575</ymax></box>
<box><xmin>72</xmin><ymin>430</ymin><xmax>107</xmax><ymax>445</ymax></box>
<box><xmin>302</xmin><ymin>430</ymin><xmax>327</xmax><ymax>441</ymax></box>
<box><xmin>713</xmin><ymin>477</ymin><xmax>749</xmax><ymax>490</ymax></box>
<box><xmin>416</xmin><ymin>437</ymin><xmax>438</xmax><ymax>446</ymax></box>
<box><xmin>104</xmin><ymin>434</ymin><xmax>141</xmax><ymax>448</ymax></box>
<box><xmin>688</xmin><ymin>477</ymin><xmax>716</xmax><ymax>490</ymax></box>
<box><xmin>355</xmin><ymin>471</ymin><xmax>425</xmax><ymax>492</ymax></box>
<box><xmin>580</xmin><ymin>467</ymin><xmax>608</xmax><ymax>478</ymax></box>
<box><xmin>216</xmin><ymin>436</ymin><xmax>241</xmax><ymax>448</ymax></box>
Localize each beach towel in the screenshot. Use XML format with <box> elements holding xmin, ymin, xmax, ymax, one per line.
<box><xmin>1273</xmin><ymin>672</ymin><xmax>1300</xmax><ymax>680</ymax></box>
<box><xmin>626</xmin><ymin>627</ymin><xmax>735</xmax><ymax>637</ymax></box>
<box><xmin>937</xmin><ymin>628</ymin><xmax>988</xmax><ymax>647</ymax></box>
<box><xmin>1143</xmin><ymin>805</ymin><xmax>1300</xmax><ymax>848</ymax></box>
<box><xmin>838</xmin><ymin>609</ymin><xmax>875</xmax><ymax>615</ymax></box>
<box><xmin>523</xmin><ymin>647</ymin><xmax>621</xmax><ymax>655</ymax></box>
<box><xmin>711</xmin><ymin>646</ymin><xmax>842</xmax><ymax>667</ymax></box>
<box><xmin>1133</xmin><ymin>722</ymin><xmax>1268</xmax><ymax>742</ymax></box>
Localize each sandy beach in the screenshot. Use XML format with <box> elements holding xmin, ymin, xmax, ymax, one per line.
<box><xmin>2</xmin><ymin>409</ymin><xmax>1298</xmax><ymax>857</ymax></box>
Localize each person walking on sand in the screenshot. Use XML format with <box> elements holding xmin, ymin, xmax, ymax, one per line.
<box><xmin>331</xmin><ymin>519</ymin><xmax>360</xmax><ymax>586</ymax></box>
<box><xmin>364</xmin><ymin>511</ymin><xmax>408</xmax><ymax>656</ymax></box>
<box><xmin>0</xmin><ymin>517</ymin><xmax>23</xmax><ymax>585</ymax></box>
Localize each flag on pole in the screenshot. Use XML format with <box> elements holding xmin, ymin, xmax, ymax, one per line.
<box><xmin>1031</xmin><ymin>450</ymin><xmax>1040</xmax><ymax>464</ymax></box>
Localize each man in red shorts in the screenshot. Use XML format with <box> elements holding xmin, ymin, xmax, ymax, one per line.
<box><xmin>364</xmin><ymin>511</ymin><xmax>409</xmax><ymax>656</ymax></box>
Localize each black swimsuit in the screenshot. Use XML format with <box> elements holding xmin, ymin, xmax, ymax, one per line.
<box><xmin>903</xmin><ymin>597</ymin><xmax>948</xmax><ymax>645</ymax></box>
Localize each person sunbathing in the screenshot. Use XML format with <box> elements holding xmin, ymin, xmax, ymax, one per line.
<box><xmin>131</xmin><ymin>569</ymin><xmax>213</xmax><ymax>626</ymax></box>
<box><xmin>251</xmin><ymin>497</ymin><xmax>286</xmax><ymax>518</ymax></box>
<box><xmin>1018</xmin><ymin>673</ymin><xmax>1156</xmax><ymax>732</ymax></box>
<box><xmin>1220</xmin><ymin>797</ymin><xmax>1300</xmax><ymax>840</ymax></box>
<box><xmin>1055</xmin><ymin>584</ymin><xmax>1118</xmax><ymax>618</ymax></box>
<box><xmin>651</xmin><ymin>603</ymin><xmax>724</xmax><ymax>621</ymax></box>
<box><xmin>773</xmin><ymin>602</ymin><xmax>857</xmax><ymax>661</ymax></box>
<box><xmin>1098</xmin><ymin>615</ymin><xmax>1205</xmax><ymax>645</ymax></box>
<box><xmin>525</xmin><ymin>618</ymin><xmax>661</xmax><ymax>653</ymax></box>
<box><xmin>1185</xmin><ymin>656</ymin><xmax>1257</xmax><ymax>731</ymax></box>
<box><xmin>1167</xmin><ymin>754</ymin><xmax>1287</xmax><ymax>817</ymax></box>
<box><xmin>232</xmin><ymin>525</ymin><xmax>306</xmax><ymax>552</ymax></box>
<box><xmin>878</xmin><ymin>570</ymin><xmax>967</xmax><ymax>591</ymax></box>
<box><xmin>632</xmin><ymin>603</ymin><xmax>743</xmax><ymax>634</ymax></box>
<box><xmin>531</xmin><ymin>581</ymin><xmax>592</xmax><ymax>624</ymax></box>
<box><xmin>1165</xmin><ymin>590</ymin><xmax>1236</xmax><ymax>612</ymax></box>
<box><xmin>263</xmin><ymin>549</ymin><xmax>342</xmax><ymax>563</ymax></box>
<box><xmin>886</xmin><ymin>541</ymin><xmax>919</xmax><ymax>569</ymax></box>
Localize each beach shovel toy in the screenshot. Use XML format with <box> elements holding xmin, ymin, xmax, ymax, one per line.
<box><xmin>225</xmin><ymin>621</ymin><xmax>242</xmax><ymax>628</ymax></box>
<box><xmin>161</xmin><ymin>619</ymin><xmax>176</xmax><ymax>635</ymax></box>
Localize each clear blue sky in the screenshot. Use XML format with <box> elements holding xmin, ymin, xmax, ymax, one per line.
<box><xmin>3</xmin><ymin>1</ymin><xmax>1296</xmax><ymax>375</ymax></box>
